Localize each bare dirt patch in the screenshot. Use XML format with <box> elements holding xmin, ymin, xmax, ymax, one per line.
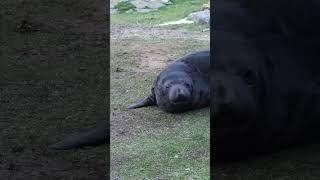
<box><xmin>110</xmin><ymin>22</ymin><xmax>209</xmax><ymax>74</ymax></box>
<box><xmin>137</xmin><ymin>44</ymin><xmax>172</xmax><ymax>70</ymax></box>
<box><xmin>111</xmin><ymin>23</ymin><xmax>210</xmax><ymax>41</ymax></box>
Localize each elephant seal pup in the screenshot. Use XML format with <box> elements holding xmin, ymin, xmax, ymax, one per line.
<box><xmin>49</xmin><ymin>121</ymin><xmax>108</xmax><ymax>150</ymax></box>
<box><xmin>212</xmin><ymin>33</ymin><xmax>320</xmax><ymax>162</ymax></box>
<box><xmin>128</xmin><ymin>50</ymin><xmax>210</xmax><ymax>113</ymax></box>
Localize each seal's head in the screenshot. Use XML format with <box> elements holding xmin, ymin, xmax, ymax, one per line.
<box><xmin>212</xmin><ymin>67</ymin><xmax>262</xmax><ymax>132</ymax></box>
<box><xmin>168</xmin><ymin>83</ymin><xmax>191</xmax><ymax>104</ymax></box>
<box><xmin>156</xmin><ymin>71</ymin><xmax>194</xmax><ymax>113</ymax></box>
<box><xmin>127</xmin><ymin>71</ymin><xmax>195</xmax><ymax>113</ymax></box>
<box><xmin>211</xmin><ymin>39</ymin><xmax>271</xmax><ymax>161</ymax></box>
<box><xmin>212</xmin><ymin>41</ymin><xmax>270</xmax><ymax>139</ymax></box>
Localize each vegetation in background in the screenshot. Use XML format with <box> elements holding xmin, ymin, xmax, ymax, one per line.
<box><xmin>112</xmin><ymin>0</ymin><xmax>208</xmax><ymax>26</ymax></box>
<box><xmin>114</xmin><ymin>1</ymin><xmax>136</xmax><ymax>13</ymax></box>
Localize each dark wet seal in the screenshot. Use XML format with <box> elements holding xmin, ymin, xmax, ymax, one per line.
<box><xmin>212</xmin><ymin>32</ymin><xmax>320</xmax><ymax>162</ymax></box>
<box><xmin>128</xmin><ymin>50</ymin><xmax>210</xmax><ymax>113</ymax></box>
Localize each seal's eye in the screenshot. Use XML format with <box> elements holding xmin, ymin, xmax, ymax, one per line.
<box><xmin>184</xmin><ymin>83</ymin><xmax>190</xmax><ymax>88</ymax></box>
<box><xmin>242</xmin><ymin>70</ymin><xmax>256</xmax><ymax>85</ymax></box>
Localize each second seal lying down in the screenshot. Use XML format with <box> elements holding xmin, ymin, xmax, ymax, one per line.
<box><xmin>128</xmin><ymin>50</ymin><xmax>210</xmax><ymax>113</ymax></box>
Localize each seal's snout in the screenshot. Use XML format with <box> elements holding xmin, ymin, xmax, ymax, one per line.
<box><xmin>173</xmin><ymin>91</ymin><xmax>188</xmax><ymax>102</ymax></box>
<box><xmin>212</xmin><ymin>79</ymin><xmax>239</xmax><ymax>126</ymax></box>
<box><xmin>169</xmin><ymin>85</ymin><xmax>191</xmax><ymax>104</ymax></box>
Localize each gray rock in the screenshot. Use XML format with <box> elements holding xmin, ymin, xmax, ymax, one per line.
<box><xmin>130</xmin><ymin>0</ymin><xmax>165</xmax><ymax>9</ymax></box>
<box><xmin>160</xmin><ymin>0</ymin><xmax>172</xmax><ymax>4</ymax></box>
<box><xmin>114</xmin><ymin>0</ymin><xmax>173</xmax><ymax>13</ymax></box>
<box><xmin>187</xmin><ymin>10</ymin><xmax>210</xmax><ymax>24</ymax></box>
<box><xmin>126</xmin><ymin>9</ymin><xmax>135</xmax><ymax>13</ymax></box>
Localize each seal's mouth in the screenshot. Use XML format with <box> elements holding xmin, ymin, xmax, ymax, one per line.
<box><xmin>170</xmin><ymin>101</ymin><xmax>191</xmax><ymax>107</ymax></box>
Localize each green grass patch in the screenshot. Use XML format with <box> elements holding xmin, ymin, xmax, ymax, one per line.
<box><xmin>111</xmin><ymin>0</ymin><xmax>208</xmax><ymax>26</ymax></box>
<box><xmin>111</xmin><ymin>109</ymin><xmax>210</xmax><ymax>179</ymax></box>
<box><xmin>114</xmin><ymin>1</ymin><xmax>136</xmax><ymax>13</ymax></box>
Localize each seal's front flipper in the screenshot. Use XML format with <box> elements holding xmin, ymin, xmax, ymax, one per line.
<box><xmin>127</xmin><ymin>95</ymin><xmax>156</xmax><ymax>109</ymax></box>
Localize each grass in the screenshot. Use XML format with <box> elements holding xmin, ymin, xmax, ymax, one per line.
<box><xmin>111</xmin><ymin>109</ymin><xmax>210</xmax><ymax>179</ymax></box>
<box><xmin>114</xmin><ymin>1</ymin><xmax>136</xmax><ymax>13</ymax></box>
<box><xmin>111</xmin><ymin>0</ymin><xmax>208</xmax><ymax>27</ymax></box>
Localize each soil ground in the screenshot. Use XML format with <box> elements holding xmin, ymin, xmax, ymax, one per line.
<box><xmin>1</xmin><ymin>0</ymin><xmax>108</xmax><ymax>179</ymax></box>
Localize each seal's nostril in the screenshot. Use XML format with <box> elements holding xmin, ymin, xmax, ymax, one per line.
<box><xmin>177</xmin><ymin>94</ymin><xmax>184</xmax><ymax>100</ymax></box>
<box><xmin>173</xmin><ymin>92</ymin><xmax>187</xmax><ymax>102</ymax></box>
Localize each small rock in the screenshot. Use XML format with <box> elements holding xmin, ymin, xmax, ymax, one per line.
<box><xmin>187</xmin><ymin>10</ymin><xmax>210</xmax><ymax>25</ymax></box>
<box><xmin>126</xmin><ymin>9</ymin><xmax>135</xmax><ymax>13</ymax></box>
<box><xmin>160</xmin><ymin>0</ymin><xmax>170</xmax><ymax>3</ymax></box>
<box><xmin>115</xmin><ymin>0</ymin><xmax>171</xmax><ymax>13</ymax></box>
<box><xmin>161</xmin><ymin>0</ymin><xmax>172</xmax><ymax>4</ymax></box>
<box><xmin>202</xmin><ymin>1</ymin><xmax>210</xmax><ymax>10</ymax></box>
<box><xmin>130</xmin><ymin>0</ymin><xmax>165</xmax><ymax>9</ymax></box>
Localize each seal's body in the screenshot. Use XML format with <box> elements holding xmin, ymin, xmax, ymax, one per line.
<box><xmin>128</xmin><ymin>50</ymin><xmax>210</xmax><ymax>113</ymax></box>
<box><xmin>212</xmin><ymin>0</ymin><xmax>320</xmax><ymax>162</ymax></box>
<box><xmin>212</xmin><ymin>31</ymin><xmax>320</xmax><ymax>162</ymax></box>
